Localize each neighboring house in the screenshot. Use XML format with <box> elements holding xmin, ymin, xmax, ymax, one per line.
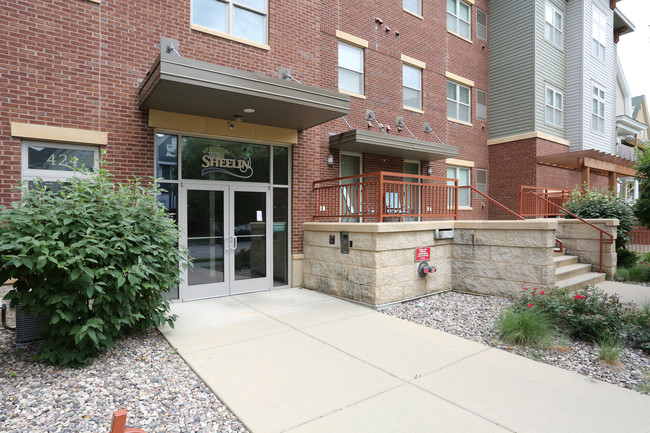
<box><xmin>631</xmin><ymin>95</ymin><xmax>649</xmax><ymax>144</ymax></box>
<box><xmin>488</xmin><ymin>0</ymin><xmax>636</xmax><ymax>218</ymax></box>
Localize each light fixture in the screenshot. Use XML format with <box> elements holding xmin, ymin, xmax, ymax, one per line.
<box><xmin>327</xmin><ymin>154</ymin><xmax>334</xmax><ymax>166</ymax></box>
<box><xmin>427</xmin><ymin>166</ymin><xmax>433</xmax><ymax>176</ymax></box>
<box><xmin>243</xmin><ymin>108</ymin><xmax>255</xmax><ymax>114</ymax></box>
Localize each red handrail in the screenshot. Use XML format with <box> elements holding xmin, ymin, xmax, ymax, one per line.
<box><xmin>528</xmin><ymin>192</ymin><xmax>614</xmax><ymax>273</ymax></box>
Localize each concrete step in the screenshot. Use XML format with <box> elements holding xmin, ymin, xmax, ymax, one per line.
<box><xmin>555</xmin><ymin>262</ymin><xmax>593</xmax><ymax>280</ymax></box>
<box><xmin>553</xmin><ymin>254</ymin><xmax>578</xmax><ymax>268</ymax></box>
<box><xmin>555</xmin><ymin>272</ymin><xmax>606</xmax><ymax>291</ymax></box>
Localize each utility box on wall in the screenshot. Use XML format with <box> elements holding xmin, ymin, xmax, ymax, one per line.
<box><xmin>435</xmin><ymin>228</ymin><xmax>454</xmax><ymax>240</ymax></box>
<box><xmin>340</xmin><ymin>232</ymin><xmax>349</xmax><ymax>254</ymax></box>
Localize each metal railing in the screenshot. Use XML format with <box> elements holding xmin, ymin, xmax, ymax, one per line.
<box><xmin>520</xmin><ymin>186</ymin><xmax>572</xmax><ymax>218</ymax></box>
<box><xmin>527</xmin><ymin>192</ymin><xmax>614</xmax><ymax>273</ymax></box>
<box><xmin>629</xmin><ymin>226</ymin><xmax>650</xmax><ymax>254</ymax></box>
<box><xmin>313</xmin><ymin>172</ymin><xmax>458</xmax><ymax>222</ymax></box>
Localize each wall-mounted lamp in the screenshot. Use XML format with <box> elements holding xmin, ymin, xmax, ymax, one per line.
<box><xmin>327</xmin><ymin>154</ymin><xmax>334</xmax><ymax>166</ymax></box>
<box><xmin>427</xmin><ymin>166</ymin><xmax>433</xmax><ymax>176</ymax></box>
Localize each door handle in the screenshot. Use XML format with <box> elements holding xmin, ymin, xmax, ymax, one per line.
<box><xmin>233</xmin><ymin>235</ymin><xmax>238</xmax><ymax>251</ymax></box>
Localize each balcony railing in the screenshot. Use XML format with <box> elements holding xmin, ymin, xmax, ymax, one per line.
<box><xmin>519</xmin><ymin>186</ymin><xmax>572</xmax><ymax>218</ymax></box>
<box><xmin>629</xmin><ymin>226</ymin><xmax>650</xmax><ymax>253</ymax></box>
<box><xmin>312</xmin><ymin>171</ymin><xmax>458</xmax><ymax>222</ymax></box>
<box><xmin>616</xmin><ymin>144</ymin><xmax>638</xmax><ymax>162</ymax></box>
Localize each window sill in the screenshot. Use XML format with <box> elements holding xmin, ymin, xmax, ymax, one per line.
<box><xmin>191</xmin><ymin>24</ymin><xmax>270</xmax><ymax>51</ymax></box>
<box><xmin>86</xmin><ymin>0</ymin><xmax>100</xmax><ymax>3</ymax></box>
<box><xmin>447</xmin><ymin>30</ymin><xmax>473</xmax><ymax>44</ymax></box>
<box><xmin>447</xmin><ymin>117</ymin><xmax>472</xmax><ymax>127</ymax></box>
<box><xmin>458</xmin><ymin>206</ymin><xmax>473</xmax><ymax>211</ymax></box>
<box><xmin>403</xmin><ymin>9</ymin><xmax>423</xmax><ymax>20</ymax></box>
<box><xmin>339</xmin><ymin>89</ymin><xmax>366</xmax><ymax>99</ymax></box>
<box><xmin>404</xmin><ymin>106</ymin><xmax>424</xmax><ymax>114</ymax></box>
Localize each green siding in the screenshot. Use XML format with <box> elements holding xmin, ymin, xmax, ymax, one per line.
<box><xmin>488</xmin><ymin>1</ymin><xmax>536</xmax><ymax>140</ymax></box>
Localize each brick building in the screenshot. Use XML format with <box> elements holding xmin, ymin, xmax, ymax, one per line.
<box><xmin>0</xmin><ymin>0</ymin><xmax>640</xmax><ymax>300</ymax></box>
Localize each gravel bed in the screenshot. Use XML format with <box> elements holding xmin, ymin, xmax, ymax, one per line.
<box><xmin>382</xmin><ymin>291</ymin><xmax>650</xmax><ymax>394</ymax></box>
<box><xmin>0</xmin><ymin>293</ymin><xmax>249</xmax><ymax>433</ymax></box>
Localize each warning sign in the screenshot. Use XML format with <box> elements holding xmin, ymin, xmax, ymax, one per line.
<box><xmin>415</xmin><ymin>247</ymin><xmax>430</xmax><ymax>261</ymax></box>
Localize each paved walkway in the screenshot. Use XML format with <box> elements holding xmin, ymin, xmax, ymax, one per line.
<box><xmin>160</xmin><ymin>288</ymin><xmax>650</xmax><ymax>433</ymax></box>
<box><xmin>596</xmin><ymin>280</ymin><xmax>650</xmax><ymax>308</ymax></box>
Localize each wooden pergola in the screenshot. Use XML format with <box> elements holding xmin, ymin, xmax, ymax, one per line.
<box><xmin>537</xmin><ymin>149</ymin><xmax>637</xmax><ymax>193</ymax></box>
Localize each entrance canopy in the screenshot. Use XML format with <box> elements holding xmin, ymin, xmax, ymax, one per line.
<box><xmin>139</xmin><ymin>37</ymin><xmax>350</xmax><ymax>131</ymax></box>
<box><xmin>329</xmin><ymin>129</ymin><xmax>459</xmax><ymax>161</ymax></box>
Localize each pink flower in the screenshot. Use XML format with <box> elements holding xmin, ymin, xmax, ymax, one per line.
<box><xmin>524</xmin><ymin>287</ymin><xmax>528</xmax><ymax>290</ymax></box>
<box><xmin>539</xmin><ymin>291</ymin><xmax>545</xmax><ymax>295</ymax></box>
<box><xmin>574</xmin><ymin>295</ymin><xmax>585</xmax><ymax>300</ymax></box>
<box><xmin>527</xmin><ymin>303</ymin><xmax>533</xmax><ymax>308</ymax></box>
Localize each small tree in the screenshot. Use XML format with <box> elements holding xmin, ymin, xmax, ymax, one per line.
<box><xmin>635</xmin><ymin>148</ymin><xmax>650</xmax><ymax>228</ymax></box>
<box><xmin>563</xmin><ymin>186</ymin><xmax>636</xmax><ymax>249</ymax></box>
<box><xmin>0</xmin><ymin>166</ymin><xmax>188</xmax><ymax>366</ymax></box>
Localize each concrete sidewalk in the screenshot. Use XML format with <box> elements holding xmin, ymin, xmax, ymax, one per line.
<box><xmin>160</xmin><ymin>288</ymin><xmax>650</xmax><ymax>433</ymax></box>
<box><xmin>596</xmin><ymin>280</ymin><xmax>650</xmax><ymax>308</ymax></box>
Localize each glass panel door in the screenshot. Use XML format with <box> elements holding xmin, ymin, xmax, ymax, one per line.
<box><xmin>340</xmin><ymin>153</ymin><xmax>361</xmax><ymax>222</ymax></box>
<box><xmin>183</xmin><ymin>187</ymin><xmax>229</xmax><ymax>300</ymax></box>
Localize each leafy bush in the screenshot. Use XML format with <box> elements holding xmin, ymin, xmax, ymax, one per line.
<box><xmin>614</xmin><ymin>268</ymin><xmax>630</xmax><ymax>282</ymax></box>
<box><xmin>0</xmin><ymin>166</ymin><xmax>188</xmax><ymax>366</ymax></box>
<box><xmin>563</xmin><ymin>187</ymin><xmax>636</xmax><ymax>249</ymax></box>
<box><xmin>617</xmin><ymin>248</ymin><xmax>639</xmax><ymax>268</ymax></box>
<box><xmin>627</xmin><ymin>303</ymin><xmax>650</xmax><ymax>353</ymax></box>
<box><xmin>628</xmin><ymin>264</ymin><xmax>650</xmax><ymax>283</ymax></box>
<box><xmin>634</xmin><ymin>148</ymin><xmax>650</xmax><ymax>228</ymax></box>
<box><xmin>496</xmin><ymin>307</ymin><xmax>555</xmax><ymax>347</ymax></box>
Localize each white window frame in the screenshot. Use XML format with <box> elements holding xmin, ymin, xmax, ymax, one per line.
<box><xmin>338</xmin><ymin>41</ymin><xmax>364</xmax><ymax>96</ymax></box>
<box><xmin>544</xmin><ymin>2</ymin><xmax>563</xmax><ymax>49</ymax></box>
<box><xmin>447</xmin><ymin>0</ymin><xmax>471</xmax><ymax>40</ymax></box>
<box><xmin>191</xmin><ymin>0</ymin><xmax>268</xmax><ymax>46</ymax></box>
<box><xmin>447</xmin><ymin>81</ymin><xmax>471</xmax><ymax>123</ymax></box>
<box><xmin>21</xmin><ymin>141</ymin><xmax>100</xmax><ymax>186</ymax></box>
<box><xmin>403</xmin><ymin>0</ymin><xmax>421</xmax><ymax>16</ymax></box>
<box><xmin>403</xmin><ymin>64</ymin><xmax>422</xmax><ymax>111</ymax></box>
<box><xmin>545</xmin><ymin>84</ymin><xmax>563</xmax><ymax>128</ymax></box>
<box><xmin>592</xmin><ymin>7</ymin><xmax>607</xmax><ymax>61</ymax></box>
<box><xmin>476</xmin><ymin>89</ymin><xmax>487</xmax><ymax>120</ymax></box>
<box><xmin>447</xmin><ymin>166</ymin><xmax>471</xmax><ymax>208</ymax></box>
<box><xmin>476</xmin><ymin>8</ymin><xmax>487</xmax><ymax>40</ymax></box>
<box><xmin>591</xmin><ymin>83</ymin><xmax>606</xmax><ymax>134</ymax></box>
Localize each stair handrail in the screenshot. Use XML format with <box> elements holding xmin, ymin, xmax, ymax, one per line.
<box><xmin>528</xmin><ymin>192</ymin><xmax>614</xmax><ymax>273</ymax></box>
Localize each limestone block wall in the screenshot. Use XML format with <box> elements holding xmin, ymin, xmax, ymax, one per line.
<box><xmin>451</xmin><ymin>220</ymin><xmax>558</xmax><ymax>296</ymax></box>
<box><xmin>302</xmin><ymin>222</ymin><xmax>454</xmax><ymax>307</ymax></box>
<box><xmin>556</xmin><ymin>219</ymin><xmax>618</xmax><ymax>279</ymax></box>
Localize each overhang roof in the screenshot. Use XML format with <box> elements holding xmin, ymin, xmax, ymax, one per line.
<box><xmin>537</xmin><ymin>149</ymin><xmax>636</xmax><ymax>177</ymax></box>
<box><xmin>139</xmin><ymin>37</ymin><xmax>350</xmax><ymax>131</ymax></box>
<box><xmin>614</xmin><ymin>7</ymin><xmax>635</xmax><ymax>37</ymax></box>
<box><xmin>329</xmin><ymin>129</ymin><xmax>459</xmax><ymax>161</ymax></box>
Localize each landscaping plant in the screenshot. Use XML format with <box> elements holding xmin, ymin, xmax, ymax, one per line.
<box><xmin>0</xmin><ymin>166</ymin><xmax>188</xmax><ymax>366</ymax></box>
<box><xmin>634</xmin><ymin>148</ymin><xmax>650</xmax><ymax>229</ymax></box>
<box><xmin>563</xmin><ymin>186</ymin><xmax>636</xmax><ymax>249</ymax></box>
<box><xmin>495</xmin><ymin>305</ymin><xmax>555</xmax><ymax>347</ymax></box>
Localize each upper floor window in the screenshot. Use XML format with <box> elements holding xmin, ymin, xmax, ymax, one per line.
<box><xmin>447</xmin><ymin>81</ymin><xmax>471</xmax><ymax>123</ymax></box>
<box><xmin>544</xmin><ymin>3</ymin><xmax>563</xmax><ymax>49</ymax></box>
<box><xmin>447</xmin><ymin>0</ymin><xmax>471</xmax><ymax>40</ymax></box>
<box><xmin>592</xmin><ymin>8</ymin><xmax>607</xmax><ymax>61</ymax></box>
<box><xmin>338</xmin><ymin>42</ymin><xmax>364</xmax><ymax>96</ymax></box>
<box><xmin>403</xmin><ymin>0</ymin><xmax>421</xmax><ymax>16</ymax></box>
<box><xmin>192</xmin><ymin>0</ymin><xmax>268</xmax><ymax>45</ymax></box>
<box><xmin>591</xmin><ymin>84</ymin><xmax>605</xmax><ymax>134</ymax></box>
<box><xmin>545</xmin><ymin>85</ymin><xmax>563</xmax><ymax>127</ymax></box>
<box><xmin>403</xmin><ymin>64</ymin><xmax>422</xmax><ymax>111</ymax></box>
<box><xmin>447</xmin><ymin>166</ymin><xmax>471</xmax><ymax>208</ymax></box>
<box><xmin>476</xmin><ymin>89</ymin><xmax>487</xmax><ymax>120</ymax></box>
<box><xmin>476</xmin><ymin>8</ymin><xmax>487</xmax><ymax>40</ymax></box>
<box><xmin>22</xmin><ymin>141</ymin><xmax>99</xmax><ymax>190</ymax></box>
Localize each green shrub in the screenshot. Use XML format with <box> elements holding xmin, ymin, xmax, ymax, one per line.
<box><xmin>614</xmin><ymin>268</ymin><xmax>630</xmax><ymax>282</ymax></box>
<box><xmin>634</xmin><ymin>148</ymin><xmax>650</xmax><ymax>228</ymax></box>
<box><xmin>0</xmin><ymin>166</ymin><xmax>188</xmax><ymax>366</ymax></box>
<box><xmin>627</xmin><ymin>264</ymin><xmax>650</xmax><ymax>283</ymax></box>
<box><xmin>597</xmin><ymin>336</ymin><xmax>623</xmax><ymax>364</ymax></box>
<box><xmin>564</xmin><ymin>187</ymin><xmax>636</xmax><ymax>249</ymax></box>
<box><xmin>496</xmin><ymin>307</ymin><xmax>555</xmax><ymax>347</ymax></box>
<box><xmin>641</xmin><ymin>252</ymin><xmax>650</xmax><ymax>265</ymax></box>
<box><xmin>617</xmin><ymin>248</ymin><xmax>639</xmax><ymax>268</ymax></box>
<box><xmin>627</xmin><ymin>302</ymin><xmax>650</xmax><ymax>353</ymax></box>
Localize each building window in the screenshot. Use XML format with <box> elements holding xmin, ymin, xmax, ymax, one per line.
<box><xmin>592</xmin><ymin>84</ymin><xmax>605</xmax><ymax>134</ymax></box>
<box><xmin>403</xmin><ymin>64</ymin><xmax>422</xmax><ymax>110</ymax></box>
<box><xmin>447</xmin><ymin>166</ymin><xmax>471</xmax><ymax>208</ymax></box>
<box><xmin>545</xmin><ymin>85</ymin><xmax>563</xmax><ymax>127</ymax></box>
<box><xmin>22</xmin><ymin>141</ymin><xmax>99</xmax><ymax>190</ymax></box>
<box><xmin>476</xmin><ymin>169</ymin><xmax>487</xmax><ymax>195</ymax></box>
<box><xmin>338</xmin><ymin>42</ymin><xmax>364</xmax><ymax>95</ymax></box>
<box><xmin>447</xmin><ymin>0</ymin><xmax>471</xmax><ymax>40</ymax></box>
<box><xmin>544</xmin><ymin>3</ymin><xmax>563</xmax><ymax>49</ymax></box>
<box><xmin>476</xmin><ymin>8</ymin><xmax>487</xmax><ymax>40</ymax></box>
<box><xmin>403</xmin><ymin>0</ymin><xmax>421</xmax><ymax>16</ymax></box>
<box><xmin>592</xmin><ymin>8</ymin><xmax>607</xmax><ymax>61</ymax></box>
<box><xmin>447</xmin><ymin>81</ymin><xmax>471</xmax><ymax>123</ymax></box>
<box><xmin>192</xmin><ymin>0</ymin><xmax>268</xmax><ymax>45</ymax></box>
<box><xmin>476</xmin><ymin>89</ymin><xmax>487</xmax><ymax>120</ymax></box>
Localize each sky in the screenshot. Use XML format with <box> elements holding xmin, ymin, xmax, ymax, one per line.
<box><xmin>616</xmin><ymin>0</ymin><xmax>650</xmax><ymax>101</ymax></box>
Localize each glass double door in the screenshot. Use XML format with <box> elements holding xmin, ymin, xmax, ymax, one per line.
<box><xmin>181</xmin><ymin>184</ymin><xmax>270</xmax><ymax>300</ymax></box>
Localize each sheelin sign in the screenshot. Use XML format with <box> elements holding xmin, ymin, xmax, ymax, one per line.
<box><xmin>201</xmin><ymin>147</ymin><xmax>253</xmax><ymax>179</ymax></box>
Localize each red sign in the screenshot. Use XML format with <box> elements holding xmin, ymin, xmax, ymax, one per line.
<box><xmin>415</xmin><ymin>247</ymin><xmax>430</xmax><ymax>261</ymax></box>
